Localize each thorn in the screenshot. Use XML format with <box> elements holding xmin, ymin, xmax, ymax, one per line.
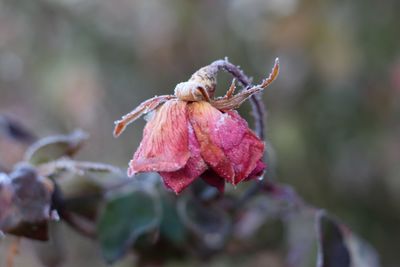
<box><xmin>225</xmin><ymin>79</ymin><xmax>236</xmax><ymax>99</ymax></box>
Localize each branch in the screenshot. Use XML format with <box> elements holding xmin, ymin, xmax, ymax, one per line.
<box><xmin>51</xmin><ymin>182</ymin><xmax>96</xmax><ymax>238</ymax></box>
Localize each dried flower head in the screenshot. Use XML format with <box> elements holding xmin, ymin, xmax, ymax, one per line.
<box><xmin>114</xmin><ymin>59</ymin><xmax>279</xmax><ymax>194</ymax></box>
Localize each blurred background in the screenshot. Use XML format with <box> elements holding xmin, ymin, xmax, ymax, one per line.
<box><xmin>0</xmin><ymin>0</ymin><xmax>399</xmax><ymax>266</ymax></box>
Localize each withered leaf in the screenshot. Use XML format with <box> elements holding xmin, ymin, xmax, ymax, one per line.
<box><xmin>0</xmin><ymin>164</ymin><xmax>54</xmax><ymax>241</ymax></box>
<box><xmin>24</xmin><ymin>130</ymin><xmax>88</xmax><ymax>165</ymax></box>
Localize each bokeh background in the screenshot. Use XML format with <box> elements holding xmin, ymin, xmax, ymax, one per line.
<box><xmin>0</xmin><ymin>0</ymin><xmax>399</xmax><ymax>266</ymax></box>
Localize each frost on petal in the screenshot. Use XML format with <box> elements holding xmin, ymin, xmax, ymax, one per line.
<box><xmin>159</xmin><ymin>124</ymin><xmax>207</xmax><ymax>194</ymax></box>
<box><xmin>222</xmin><ymin>111</ymin><xmax>265</xmax><ymax>184</ymax></box>
<box><xmin>188</xmin><ymin>102</ymin><xmax>235</xmax><ymax>183</ymax></box>
<box><xmin>189</xmin><ymin>102</ymin><xmax>264</xmax><ymax>185</ymax></box>
<box><xmin>128</xmin><ymin>100</ymin><xmax>190</xmax><ymax>176</ymax></box>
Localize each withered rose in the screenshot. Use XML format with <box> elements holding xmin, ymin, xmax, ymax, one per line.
<box><xmin>114</xmin><ymin>59</ymin><xmax>279</xmax><ymax>194</ymax></box>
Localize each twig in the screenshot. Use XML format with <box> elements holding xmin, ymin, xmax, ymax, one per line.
<box><xmin>235</xmin><ymin>180</ymin><xmax>305</xmax><ymax>211</ymax></box>
<box><xmin>51</xmin><ymin>182</ymin><xmax>96</xmax><ymax>238</ymax></box>
<box><xmin>6</xmin><ymin>237</ymin><xmax>20</xmax><ymax>267</ymax></box>
<box><xmin>57</xmin><ymin>209</ymin><xmax>96</xmax><ymax>239</ymax></box>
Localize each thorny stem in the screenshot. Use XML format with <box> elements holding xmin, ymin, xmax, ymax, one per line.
<box><xmin>208</xmin><ymin>58</ymin><xmax>268</xmax><ymax>139</ymax></box>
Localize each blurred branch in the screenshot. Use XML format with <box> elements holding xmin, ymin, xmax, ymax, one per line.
<box><xmin>38</xmin><ymin>159</ymin><xmax>123</xmax><ymax>178</ymax></box>
<box><xmin>52</xmin><ymin>182</ymin><xmax>96</xmax><ymax>239</ymax></box>
<box><xmin>235</xmin><ymin>179</ymin><xmax>306</xmax><ymax>212</ymax></box>
<box><xmin>6</xmin><ymin>238</ymin><xmax>20</xmax><ymax>267</ymax></box>
<box><xmin>58</xmin><ymin>209</ymin><xmax>96</xmax><ymax>239</ymax></box>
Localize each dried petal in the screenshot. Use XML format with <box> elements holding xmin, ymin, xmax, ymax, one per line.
<box><xmin>245</xmin><ymin>160</ymin><xmax>266</xmax><ymax>181</ymax></box>
<box><xmin>188</xmin><ymin>102</ymin><xmax>235</xmax><ymax>183</ymax></box>
<box><xmin>189</xmin><ymin>102</ymin><xmax>264</xmax><ymax>185</ymax></box>
<box><xmin>223</xmin><ymin>111</ymin><xmax>265</xmax><ymax>184</ymax></box>
<box><xmin>160</xmin><ymin>124</ymin><xmax>207</xmax><ymax>194</ymax></box>
<box><xmin>128</xmin><ymin>100</ymin><xmax>190</xmax><ymax>176</ymax></box>
<box><xmin>114</xmin><ymin>95</ymin><xmax>176</xmax><ymax>137</ymax></box>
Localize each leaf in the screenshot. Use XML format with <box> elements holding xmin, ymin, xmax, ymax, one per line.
<box><xmin>38</xmin><ymin>159</ymin><xmax>125</xmax><ymax>218</ymax></box>
<box><xmin>0</xmin><ymin>116</ymin><xmax>36</xmax><ymax>170</ymax></box>
<box><xmin>0</xmin><ymin>164</ymin><xmax>54</xmax><ymax>240</ymax></box>
<box><xmin>316</xmin><ymin>212</ymin><xmax>351</xmax><ymax>267</ymax></box>
<box><xmin>177</xmin><ymin>196</ymin><xmax>231</xmax><ymax>251</ymax></box>
<box><xmin>159</xmin><ymin>194</ymin><xmax>186</xmax><ymax>245</ymax></box>
<box><xmin>97</xmin><ymin>187</ymin><xmax>161</xmax><ymax>263</ymax></box>
<box><xmin>287</xmin><ymin>208</ymin><xmax>381</xmax><ymax>267</ymax></box>
<box><xmin>0</xmin><ymin>116</ymin><xmax>36</xmax><ymax>144</ymax></box>
<box><xmin>316</xmin><ymin>212</ymin><xmax>380</xmax><ymax>267</ymax></box>
<box><xmin>286</xmin><ymin>207</ymin><xmax>320</xmax><ymax>267</ymax></box>
<box><xmin>38</xmin><ymin>159</ymin><xmax>124</xmax><ymax>195</ymax></box>
<box><xmin>24</xmin><ymin>130</ymin><xmax>88</xmax><ymax>165</ymax></box>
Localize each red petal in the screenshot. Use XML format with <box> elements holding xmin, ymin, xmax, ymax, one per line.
<box><xmin>201</xmin><ymin>170</ymin><xmax>225</xmax><ymax>193</ymax></box>
<box><xmin>188</xmin><ymin>102</ymin><xmax>235</xmax><ymax>183</ymax></box>
<box><xmin>159</xmin><ymin>124</ymin><xmax>207</xmax><ymax>194</ymax></box>
<box><xmin>223</xmin><ymin>111</ymin><xmax>265</xmax><ymax>184</ymax></box>
<box><xmin>245</xmin><ymin>160</ymin><xmax>266</xmax><ymax>181</ymax></box>
<box><xmin>189</xmin><ymin>102</ymin><xmax>264</xmax><ymax>185</ymax></box>
<box><xmin>128</xmin><ymin>100</ymin><xmax>190</xmax><ymax>176</ymax></box>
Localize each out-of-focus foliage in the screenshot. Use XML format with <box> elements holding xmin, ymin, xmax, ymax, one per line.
<box><xmin>0</xmin><ymin>121</ymin><xmax>382</xmax><ymax>267</ymax></box>
<box><xmin>0</xmin><ymin>0</ymin><xmax>399</xmax><ymax>266</ymax></box>
<box><xmin>24</xmin><ymin>129</ymin><xmax>88</xmax><ymax>165</ymax></box>
<box><xmin>97</xmin><ymin>183</ymin><xmax>161</xmax><ymax>263</ymax></box>
<box><xmin>0</xmin><ymin>164</ymin><xmax>53</xmax><ymax>241</ymax></box>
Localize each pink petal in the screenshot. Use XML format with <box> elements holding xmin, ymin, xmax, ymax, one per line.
<box><xmin>245</xmin><ymin>160</ymin><xmax>266</xmax><ymax>181</ymax></box>
<box><xmin>159</xmin><ymin>124</ymin><xmax>207</xmax><ymax>194</ymax></box>
<box><xmin>222</xmin><ymin>111</ymin><xmax>265</xmax><ymax>184</ymax></box>
<box><xmin>201</xmin><ymin>170</ymin><xmax>225</xmax><ymax>193</ymax></box>
<box><xmin>189</xmin><ymin>102</ymin><xmax>264</xmax><ymax>185</ymax></box>
<box><xmin>128</xmin><ymin>100</ymin><xmax>190</xmax><ymax>176</ymax></box>
<box><xmin>188</xmin><ymin>102</ymin><xmax>235</xmax><ymax>183</ymax></box>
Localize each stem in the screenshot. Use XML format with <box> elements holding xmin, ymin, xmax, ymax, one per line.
<box><xmin>52</xmin><ymin>182</ymin><xmax>96</xmax><ymax>238</ymax></box>
<box><xmin>6</xmin><ymin>238</ymin><xmax>20</xmax><ymax>267</ymax></box>
<box><xmin>58</xmin><ymin>209</ymin><xmax>96</xmax><ymax>239</ymax></box>
<box><xmin>235</xmin><ymin>179</ymin><xmax>305</xmax><ymax>211</ymax></box>
<box><xmin>209</xmin><ymin>59</ymin><xmax>266</xmax><ymax>139</ymax></box>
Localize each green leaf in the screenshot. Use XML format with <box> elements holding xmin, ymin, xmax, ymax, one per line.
<box><xmin>160</xmin><ymin>194</ymin><xmax>186</xmax><ymax>244</ymax></box>
<box><xmin>24</xmin><ymin>130</ymin><xmax>88</xmax><ymax>165</ymax></box>
<box><xmin>97</xmin><ymin>188</ymin><xmax>161</xmax><ymax>263</ymax></box>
